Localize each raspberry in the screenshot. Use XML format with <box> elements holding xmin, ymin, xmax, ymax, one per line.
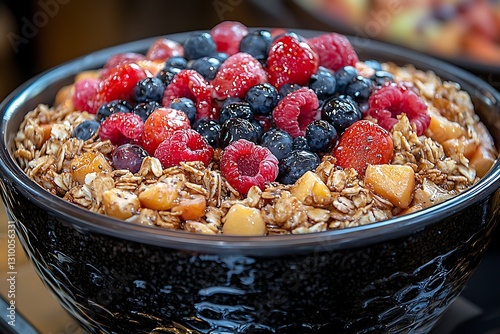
<box><xmin>145</xmin><ymin>38</ymin><xmax>184</xmax><ymax>62</ymax></box>
<box><xmin>210</xmin><ymin>21</ymin><xmax>248</xmax><ymax>56</ymax></box>
<box><xmin>367</xmin><ymin>83</ymin><xmax>430</xmax><ymax>135</ymax></box>
<box><xmin>95</xmin><ymin>63</ymin><xmax>148</xmax><ymax>106</ymax></box>
<box><xmin>307</xmin><ymin>33</ymin><xmax>359</xmax><ymax>72</ymax></box>
<box><xmin>99</xmin><ymin>112</ymin><xmax>144</xmax><ymax>146</ymax></box>
<box><xmin>332</xmin><ymin>120</ymin><xmax>393</xmax><ymax>176</ymax></box>
<box><xmin>162</xmin><ymin>69</ymin><xmax>214</xmax><ymax>120</ymax></box>
<box><xmin>273</xmin><ymin>87</ymin><xmax>320</xmax><ymax>138</ymax></box>
<box><xmin>72</xmin><ymin>78</ymin><xmax>100</xmax><ymax>113</ymax></box>
<box><xmin>211</xmin><ymin>53</ymin><xmax>268</xmax><ymax>100</ymax></box>
<box><xmin>220</xmin><ymin>139</ymin><xmax>279</xmax><ymax>195</ymax></box>
<box><xmin>102</xmin><ymin>52</ymin><xmax>146</xmax><ymax>74</ymax></box>
<box><xmin>155</xmin><ymin>129</ymin><xmax>214</xmax><ymax>168</ymax></box>
<box><xmin>267</xmin><ymin>35</ymin><xmax>319</xmax><ymax>90</ymax></box>
<box><xmin>141</xmin><ymin>107</ymin><xmax>190</xmax><ymax>155</ymax></box>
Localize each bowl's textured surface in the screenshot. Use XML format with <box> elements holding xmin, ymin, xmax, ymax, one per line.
<box><xmin>0</xmin><ymin>31</ymin><xmax>499</xmax><ymax>334</ymax></box>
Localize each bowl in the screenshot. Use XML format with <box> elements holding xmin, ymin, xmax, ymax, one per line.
<box><xmin>0</xmin><ymin>29</ymin><xmax>499</xmax><ymax>334</ymax></box>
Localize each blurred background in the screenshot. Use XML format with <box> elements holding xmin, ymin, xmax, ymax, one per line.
<box><xmin>0</xmin><ymin>0</ymin><xmax>499</xmax><ymax>333</ymax></box>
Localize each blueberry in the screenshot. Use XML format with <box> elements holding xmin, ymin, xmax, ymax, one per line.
<box><xmin>345</xmin><ymin>75</ymin><xmax>373</xmax><ymax>104</ymax></box>
<box><xmin>96</xmin><ymin>100</ymin><xmax>132</xmax><ymax>122</ymax></box>
<box><xmin>260</xmin><ymin>128</ymin><xmax>294</xmax><ymax>160</ymax></box>
<box><xmin>220</xmin><ymin>97</ymin><xmax>244</xmax><ymax>109</ymax></box>
<box><xmin>219</xmin><ymin>118</ymin><xmax>259</xmax><ymax>148</ymax></box>
<box><xmin>279</xmin><ymin>83</ymin><xmax>303</xmax><ymax>99</ymax></box>
<box><xmin>335</xmin><ymin>66</ymin><xmax>358</xmax><ymax>95</ymax></box>
<box><xmin>239</xmin><ymin>29</ymin><xmax>272</xmax><ymax>63</ymax></box>
<box><xmin>292</xmin><ymin>136</ymin><xmax>310</xmax><ymax>151</ymax></box>
<box><xmin>371</xmin><ymin>70</ymin><xmax>394</xmax><ymax>86</ymax></box>
<box><xmin>170</xmin><ymin>97</ymin><xmax>197</xmax><ymax>123</ymax></box>
<box><xmin>73</xmin><ymin>120</ymin><xmax>100</xmax><ymax>141</ymax></box>
<box><xmin>321</xmin><ymin>95</ymin><xmax>362</xmax><ymax>133</ymax></box>
<box><xmin>219</xmin><ymin>101</ymin><xmax>254</xmax><ymax>124</ymax></box>
<box><xmin>133</xmin><ymin>77</ymin><xmax>165</xmax><ymax>103</ymax></box>
<box><xmin>192</xmin><ymin>119</ymin><xmax>221</xmax><ymax>148</ymax></box>
<box><xmin>245</xmin><ymin>83</ymin><xmax>279</xmax><ymax>116</ymax></box>
<box><xmin>165</xmin><ymin>56</ymin><xmax>188</xmax><ymax>70</ymax></box>
<box><xmin>309</xmin><ymin>66</ymin><xmax>337</xmax><ymax>101</ymax></box>
<box><xmin>278</xmin><ymin>150</ymin><xmax>321</xmax><ymax>185</ymax></box>
<box><xmin>305</xmin><ymin>120</ymin><xmax>338</xmax><ymax>152</ymax></box>
<box><xmin>156</xmin><ymin>65</ymin><xmax>181</xmax><ymax>86</ymax></box>
<box><xmin>187</xmin><ymin>56</ymin><xmax>221</xmax><ymax>80</ymax></box>
<box><xmin>112</xmin><ymin>144</ymin><xmax>149</xmax><ymax>174</ymax></box>
<box><xmin>364</xmin><ymin>59</ymin><xmax>383</xmax><ymax>71</ymax></box>
<box><xmin>133</xmin><ymin>101</ymin><xmax>161</xmax><ymax>122</ymax></box>
<box><xmin>183</xmin><ymin>31</ymin><xmax>217</xmax><ymax>60</ymax></box>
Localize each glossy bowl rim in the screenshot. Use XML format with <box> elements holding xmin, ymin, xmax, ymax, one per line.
<box><xmin>0</xmin><ymin>30</ymin><xmax>499</xmax><ymax>255</ymax></box>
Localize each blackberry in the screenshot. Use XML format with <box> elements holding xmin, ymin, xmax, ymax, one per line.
<box><xmin>239</xmin><ymin>29</ymin><xmax>272</xmax><ymax>63</ymax></box>
<box><xmin>219</xmin><ymin>118</ymin><xmax>259</xmax><ymax>148</ymax></box>
<box><xmin>170</xmin><ymin>97</ymin><xmax>197</xmax><ymax>124</ymax></box>
<box><xmin>73</xmin><ymin>120</ymin><xmax>100</xmax><ymax>141</ymax></box>
<box><xmin>183</xmin><ymin>31</ymin><xmax>217</xmax><ymax>60</ymax></box>
<box><xmin>187</xmin><ymin>56</ymin><xmax>221</xmax><ymax>81</ymax></box>
<box><xmin>292</xmin><ymin>136</ymin><xmax>310</xmax><ymax>151</ymax></box>
<box><xmin>345</xmin><ymin>75</ymin><xmax>373</xmax><ymax>104</ymax></box>
<box><xmin>371</xmin><ymin>70</ymin><xmax>394</xmax><ymax>87</ymax></box>
<box><xmin>96</xmin><ymin>100</ymin><xmax>133</xmax><ymax>122</ymax></box>
<box><xmin>308</xmin><ymin>66</ymin><xmax>337</xmax><ymax>101</ymax></box>
<box><xmin>260</xmin><ymin>128</ymin><xmax>294</xmax><ymax>160</ymax></box>
<box><xmin>218</xmin><ymin>101</ymin><xmax>254</xmax><ymax>124</ymax></box>
<box><xmin>133</xmin><ymin>77</ymin><xmax>165</xmax><ymax>103</ymax></box>
<box><xmin>321</xmin><ymin>95</ymin><xmax>362</xmax><ymax>133</ymax></box>
<box><xmin>278</xmin><ymin>150</ymin><xmax>321</xmax><ymax>185</ymax></box>
<box><xmin>245</xmin><ymin>83</ymin><xmax>279</xmax><ymax>116</ymax></box>
<box><xmin>132</xmin><ymin>101</ymin><xmax>161</xmax><ymax>122</ymax></box>
<box><xmin>192</xmin><ymin>119</ymin><xmax>221</xmax><ymax>148</ymax></box>
<box><xmin>305</xmin><ymin>120</ymin><xmax>338</xmax><ymax>152</ymax></box>
<box><xmin>334</xmin><ymin>66</ymin><xmax>358</xmax><ymax>95</ymax></box>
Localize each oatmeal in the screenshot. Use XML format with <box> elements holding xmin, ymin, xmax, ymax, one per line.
<box><xmin>13</xmin><ymin>22</ymin><xmax>498</xmax><ymax>235</ymax></box>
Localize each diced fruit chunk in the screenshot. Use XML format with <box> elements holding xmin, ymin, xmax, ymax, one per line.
<box><xmin>102</xmin><ymin>188</ymin><xmax>140</xmax><ymax>220</ymax></box>
<box><xmin>364</xmin><ymin>164</ymin><xmax>415</xmax><ymax>209</ymax></box>
<box><xmin>427</xmin><ymin>111</ymin><xmax>465</xmax><ymax>144</ymax></box>
<box><xmin>469</xmin><ymin>144</ymin><xmax>497</xmax><ymax>178</ymax></box>
<box><xmin>138</xmin><ymin>180</ymin><xmax>181</xmax><ymax>211</ymax></box>
<box><xmin>222</xmin><ymin>204</ymin><xmax>266</xmax><ymax>236</ymax></box>
<box><xmin>291</xmin><ymin>171</ymin><xmax>331</xmax><ymax>206</ymax></box>
<box><xmin>71</xmin><ymin>152</ymin><xmax>112</xmax><ymax>184</ymax></box>
<box><xmin>172</xmin><ymin>194</ymin><xmax>206</xmax><ymax>221</ymax></box>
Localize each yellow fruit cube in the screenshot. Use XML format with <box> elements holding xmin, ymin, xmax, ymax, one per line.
<box><xmin>102</xmin><ymin>188</ymin><xmax>140</xmax><ymax>220</ymax></box>
<box><xmin>365</xmin><ymin>164</ymin><xmax>415</xmax><ymax>209</ymax></box>
<box><xmin>427</xmin><ymin>111</ymin><xmax>465</xmax><ymax>144</ymax></box>
<box><xmin>138</xmin><ymin>181</ymin><xmax>180</xmax><ymax>211</ymax></box>
<box><xmin>222</xmin><ymin>204</ymin><xmax>266</xmax><ymax>236</ymax></box>
<box><xmin>71</xmin><ymin>151</ymin><xmax>112</xmax><ymax>184</ymax></box>
<box><xmin>291</xmin><ymin>171</ymin><xmax>331</xmax><ymax>206</ymax></box>
<box><xmin>172</xmin><ymin>194</ymin><xmax>206</xmax><ymax>221</ymax></box>
<box><xmin>469</xmin><ymin>144</ymin><xmax>497</xmax><ymax>178</ymax></box>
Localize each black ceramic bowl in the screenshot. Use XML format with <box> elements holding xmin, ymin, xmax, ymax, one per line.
<box><xmin>0</xmin><ymin>30</ymin><xmax>499</xmax><ymax>334</ymax></box>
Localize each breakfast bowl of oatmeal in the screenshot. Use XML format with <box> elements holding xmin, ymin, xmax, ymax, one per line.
<box><xmin>0</xmin><ymin>21</ymin><xmax>498</xmax><ymax>334</ymax></box>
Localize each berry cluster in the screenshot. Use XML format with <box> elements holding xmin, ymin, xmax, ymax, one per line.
<box><xmin>70</xmin><ymin>21</ymin><xmax>430</xmax><ymax>193</ymax></box>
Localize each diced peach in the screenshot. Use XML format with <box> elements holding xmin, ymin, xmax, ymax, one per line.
<box><xmin>40</xmin><ymin>123</ymin><xmax>53</xmax><ymax>146</ymax></box>
<box><xmin>469</xmin><ymin>144</ymin><xmax>497</xmax><ymax>178</ymax></box>
<box><xmin>136</xmin><ymin>59</ymin><xmax>165</xmax><ymax>76</ymax></box>
<box><xmin>365</xmin><ymin>164</ymin><xmax>415</xmax><ymax>209</ymax></box>
<box><xmin>70</xmin><ymin>152</ymin><xmax>112</xmax><ymax>184</ymax></box>
<box><xmin>427</xmin><ymin>111</ymin><xmax>466</xmax><ymax>144</ymax></box>
<box><xmin>413</xmin><ymin>178</ymin><xmax>453</xmax><ymax>209</ymax></box>
<box><xmin>102</xmin><ymin>188</ymin><xmax>140</xmax><ymax>220</ymax></box>
<box><xmin>442</xmin><ymin>137</ymin><xmax>478</xmax><ymax>160</ymax></box>
<box><xmin>171</xmin><ymin>194</ymin><xmax>206</xmax><ymax>221</ymax></box>
<box><xmin>138</xmin><ymin>182</ymin><xmax>180</xmax><ymax>211</ymax></box>
<box><xmin>54</xmin><ymin>84</ymin><xmax>74</xmax><ymax>108</ymax></box>
<box><xmin>222</xmin><ymin>204</ymin><xmax>266</xmax><ymax>236</ymax></box>
<box><xmin>291</xmin><ymin>171</ymin><xmax>331</xmax><ymax>206</ymax></box>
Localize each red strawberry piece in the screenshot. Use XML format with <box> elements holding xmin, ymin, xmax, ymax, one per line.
<box><xmin>307</xmin><ymin>33</ymin><xmax>359</xmax><ymax>72</ymax></box>
<box><xmin>141</xmin><ymin>107</ymin><xmax>191</xmax><ymax>155</ymax></box>
<box><xmin>220</xmin><ymin>139</ymin><xmax>279</xmax><ymax>195</ymax></box>
<box><xmin>154</xmin><ymin>129</ymin><xmax>214</xmax><ymax>168</ymax></box>
<box><xmin>210</xmin><ymin>21</ymin><xmax>248</xmax><ymax>56</ymax></box>
<box><xmin>367</xmin><ymin>83</ymin><xmax>430</xmax><ymax>135</ymax></box>
<box><xmin>72</xmin><ymin>78</ymin><xmax>100</xmax><ymax>113</ymax></box>
<box><xmin>95</xmin><ymin>62</ymin><xmax>148</xmax><ymax>106</ymax></box>
<box><xmin>162</xmin><ymin>69</ymin><xmax>214</xmax><ymax>120</ymax></box>
<box><xmin>267</xmin><ymin>35</ymin><xmax>319</xmax><ymax>90</ymax></box>
<box><xmin>212</xmin><ymin>52</ymin><xmax>268</xmax><ymax>100</ymax></box>
<box><xmin>273</xmin><ymin>87</ymin><xmax>320</xmax><ymax>138</ymax></box>
<box><xmin>332</xmin><ymin>120</ymin><xmax>393</xmax><ymax>176</ymax></box>
<box><xmin>99</xmin><ymin>112</ymin><xmax>144</xmax><ymax>146</ymax></box>
<box><xmin>145</xmin><ymin>38</ymin><xmax>184</xmax><ymax>62</ymax></box>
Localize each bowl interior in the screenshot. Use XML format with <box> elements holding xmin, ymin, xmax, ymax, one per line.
<box><xmin>0</xmin><ymin>30</ymin><xmax>499</xmax><ymax>255</ymax></box>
